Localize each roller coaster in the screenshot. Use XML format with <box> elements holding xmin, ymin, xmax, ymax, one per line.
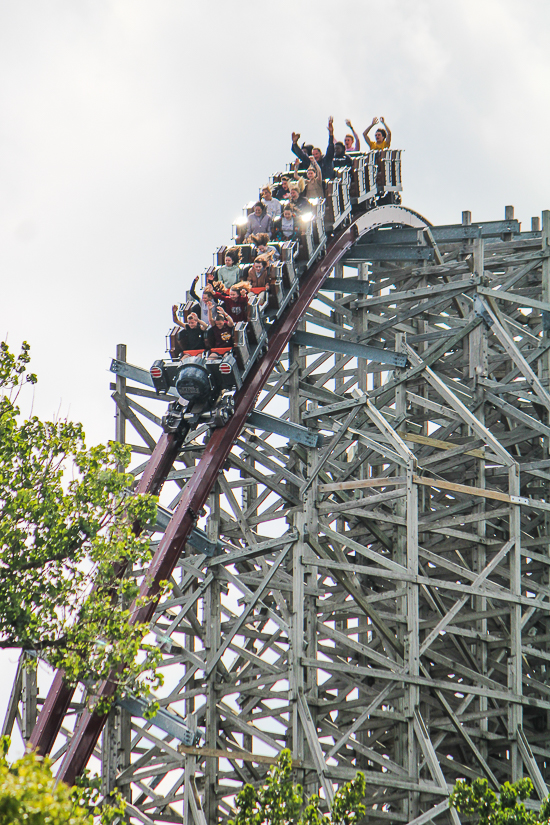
<box><xmin>5</xmin><ymin>137</ymin><xmax>550</xmax><ymax>825</ymax></box>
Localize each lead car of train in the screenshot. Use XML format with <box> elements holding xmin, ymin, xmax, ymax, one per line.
<box><xmin>149</xmin><ymin>149</ymin><xmax>403</xmax><ymax>431</ymax></box>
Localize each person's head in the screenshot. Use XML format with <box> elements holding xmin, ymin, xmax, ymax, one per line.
<box><xmin>334</xmin><ymin>141</ymin><xmax>346</xmax><ymax>158</ymax></box>
<box><xmin>224</xmin><ymin>246</ymin><xmax>240</xmax><ymax>267</ymax></box>
<box><xmin>253</xmin><ymin>258</ymin><xmax>266</xmax><ymax>273</ymax></box>
<box><xmin>251</xmin><ymin>233</ymin><xmax>269</xmax><ymax>253</ymax></box>
<box><xmin>253</xmin><ymin>202</ymin><xmax>263</xmax><ymax>217</ymax></box>
<box><xmin>306</xmin><ymin>166</ymin><xmax>316</xmax><ymax>180</ymax></box>
<box><xmin>187</xmin><ymin>312</ymin><xmax>199</xmax><ymax>328</ymax></box>
<box><xmin>302</xmin><ymin>143</ymin><xmax>313</xmax><ymax>156</ymax></box>
<box><xmin>202</xmin><ymin>287</ymin><xmax>213</xmax><ymax>301</ymax></box>
<box><xmin>215</xmin><ymin>312</ymin><xmax>226</xmax><ymax>328</ymax></box>
<box><xmin>283</xmin><ymin>206</ymin><xmax>294</xmax><ymax>220</ymax></box>
<box><xmin>228</xmin><ymin>287</ymin><xmax>239</xmax><ymax>300</ymax></box>
<box><xmin>344</xmin><ymin>134</ymin><xmax>354</xmax><ymax>150</ymax></box>
<box><xmin>375</xmin><ymin>129</ymin><xmax>387</xmax><ymax>143</ymax></box>
<box><xmin>261</xmin><ymin>185</ymin><xmax>272</xmax><ymax>201</ymax></box>
<box><xmin>312</xmin><ymin>148</ymin><xmax>323</xmax><ymax>162</ymax></box>
<box><xmin>281</xmin><ymin>176</ymin><xmax>290</xmax><ymax>191</ymax></box>
<box><xmin>289</xmin><ymin>187</ymin><xmax>300</xmax><ymax>202</ymax></box>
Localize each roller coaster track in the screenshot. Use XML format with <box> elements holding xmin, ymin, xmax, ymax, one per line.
<box><xmin>28</xmin><ymin>204</ymin><xmax>429</xmax><ymax>785</ymax></box>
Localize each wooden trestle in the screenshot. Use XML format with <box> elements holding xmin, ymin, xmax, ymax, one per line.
<box><xmin>4</xmin><ymin>206</ymin><xmax>550</xmax><ymax>825</ymax></box>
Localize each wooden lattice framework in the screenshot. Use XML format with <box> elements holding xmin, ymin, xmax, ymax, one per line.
<box><xmin>4</xmin><ymin>208</ymin><xmax>550</xmax><ymax>825</ymax></box>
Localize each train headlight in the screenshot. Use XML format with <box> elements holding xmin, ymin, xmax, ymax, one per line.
<box><xmin>175</xmin><ymin>364</ymin><xmax>214</xmax><ymax>403</ymax></box>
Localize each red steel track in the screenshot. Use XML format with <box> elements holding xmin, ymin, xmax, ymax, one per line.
<box><xmin>30</xmin><ymin>205</ymin><xmax>428</xmax><ymax>785</ymax></box>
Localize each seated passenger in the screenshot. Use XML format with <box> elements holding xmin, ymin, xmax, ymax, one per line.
<box><xmin>273</xmin><ymin>204</ymin><xmax>301</xmax><ymax>242</ymax></box>
<box><xmin>249</xmin><ymin>233</ymin><xmax>280</xmax><ymax>262</ymax></box>
<box><xmin>217</xmin><ymin>247</ymin><xmax>242</xmax><ymax>288</ymax></box>
<box><xmin>190</xmin><ymin>278</ymin><xmax>218</xmax><ymax>325</ymax></box>
<box><xmin>292</xmin><ymin>117</ymin><xmax>334</xmax><ymax>180</ymax></box>
<box><xmin>344</xmin><ymin>119</ymin><xmax>360</xmax><ymax>151</ymax></box>
<box><xmin>288</xmin><ymin>184</ymin><xmax>308</xmax><ymax>213</ymax></box>
<box><xmin>245</xmin><ymin>202</ymin><xmax>272</xmax><ymax>241</ymax></box>
<box><xmin>212</xmin><ymin>284</ymin><xmax>250</xmax><ymax>324</ymax></box>
<box><xmin>363</xmin><ymin>116</ymin><xmax>391</xmax><ymax>150</ymax></box>
<box><xmin>171</xmin><ymin>308</ymin><xmax>207</xmax><ymax>353</ymax></box>
<box><xmin>260</xmin><ymin>185</ymin><xmax>282</xmax><ymax>219</ymax></box>
<box><xmin>245</xmin><ymin>256</ymin><xmax>272</xmax><ymax>305</ymax></box>
<box><xmin>272</xmin><ymin>175</ymin><xmax>292</xmax><ymax>201</ymax></box>
<box><xmin>333</xmin><ymin>141</ymin><xmax>353</xmax><ymax>169</ymax></box>
<box><xmin>303</xmin><ymin>158</ymin><xmax>324</xmax><ymax>200</ymax></box>
<box><xmin>205</xmin><ymin>305</ymin><xmax>234</xmax><ymax>352</ymax></box>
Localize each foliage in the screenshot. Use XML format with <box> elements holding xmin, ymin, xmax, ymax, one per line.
<box><xmin>0</xmin><ymin>341</ymin><xmax>165</xmax><ymax>712</ymax></box>
<box><xmin>229</xmin><ymin>748</ymin><xmax>366</xmax><ymax>825</ymax></box>
<box><xmin>0</xmin><ymin>735</ymin><xmax>125</xmax><ymax>824</ymax></box>
<box><xmin>450</xmin><ymin>777</ymin><xmax>550</xmax><ymax>825</ymax></box>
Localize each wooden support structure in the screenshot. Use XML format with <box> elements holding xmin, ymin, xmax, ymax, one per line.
<box><xmin>5</xmin><ymin>208</ymin><xmax>550</xmax><ymax>824</ymax></box>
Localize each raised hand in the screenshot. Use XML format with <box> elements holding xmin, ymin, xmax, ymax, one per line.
<box><xmin>292</xmin><ymin>131</ymin><xmax>300</xmax><ymax>143</ymax></box>
<box><xmin>345</xmin><ymin>118</ymin><xmax>352</xmax><ymax>127</ymax></box>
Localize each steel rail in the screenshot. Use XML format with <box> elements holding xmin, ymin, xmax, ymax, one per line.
<box><xmin>30</xmin><ymin>205</ymin><xmax>428</xmax><ymax>785</ymax></box>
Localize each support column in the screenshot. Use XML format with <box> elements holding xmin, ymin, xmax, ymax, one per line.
<box><xmin>204</xmin><ymin>483</ymin><xmax>221</xmax><ymax>824</ymax></box>
<box><xmin>21</xmin><ymin>655</ymin><xmax>38</xmax><ymax>743</ymax></box>
<box><xmin>101</xmin><ymin>706</ymin><xmax>131</xmax><ymax>801</ymax></box>
<box><xmin>406</xmin><ymin>458</ymin><xmax>419</xmax><ymax>819</ymax></box>
<box><xmin>508</xmin><ymin>464</ymin><xmax>523</xmax><ymax>780</ymax></box>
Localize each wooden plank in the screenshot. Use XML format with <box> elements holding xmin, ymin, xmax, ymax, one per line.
<box><xmin>414</xmin><ymin>474</ymin><xmax>511</xmax><ymax>503</ymax></box>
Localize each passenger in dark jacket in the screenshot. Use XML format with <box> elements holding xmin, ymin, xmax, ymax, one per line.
<box><xmin>291</xmin><ymin>116</ymin><xmax>335</xmax><ymax>180</ymax></box>
<box><xmin>333</xmin><ymin>141</ymin><xmax>353</xmax><ymax>170</ymax></box>
<box><xmin>171</xmin><ymin>308</ymin><xmax>207</xmax><ymax>352</ymax></box>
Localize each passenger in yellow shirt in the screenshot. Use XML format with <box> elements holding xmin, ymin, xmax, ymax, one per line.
<box><xmin>363</xmin><ymin>116</ymin><xmax>392</xmax><ymax>150</ymax></box>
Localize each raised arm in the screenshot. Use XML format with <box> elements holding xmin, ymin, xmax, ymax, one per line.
<box><xmin>379</xmin><ymin>117</ymin><xmax>391</xmax><ymax>146</ymax></box>
<box><xmin>219</xmin><ymin>307</ymin><xmax>234</xmax><ymax>328</ymax></box>
<box><xmin>293</xmin><ymin>158</ymin><xmax>301</xmax><ymax>181</ymax></box>
<box><xmin>189</xmin><ymin>312</ymin><xmax>208</xmax><ymax>331</ymax></box>
<box><xmin>291</xmin><ymin>131</ymin><xmax>309</xmax><ymax>166</ymax></box>
<box><xmin>325</xmin><ymin>116</ymin><xmax>335</xmax><ymax>161</ymax></box>
<box><xmin>189</xmin><ymin>276</ymin><xmax>201</xmax><ymax>302</ymax></box>
<box><xmin>311</xmin><ymin>157</ymin><xmax>322</xmax><ymax>181</ymax></box>
<box><xmin>362</xmin><ymin>116</ymin><xmax>378</xmax><ymax>141</ymax></box>
<box><xmin>345</xmin><ymin>119</ymin><xmax>360</xmax><ymax>150</ymax></box>
<box><xmin>172</xmin><ymin>304</ymin><xmax>186</xmax><ymax>329</ymax></box>
<box><xmin>207</xmin><ymin>301</ymin><xmax>216</xmax><ymax>326</ymax></box>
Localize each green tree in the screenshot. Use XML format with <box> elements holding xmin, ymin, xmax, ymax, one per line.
<box><xmin>450</xmin><ymin>777</ymin><xmax>550</xmax><ymax>825</ymax></box>
<box><xmin>0</xmin><ymin>735</ymin><xmax>125</xmax><ymax>824</ymax></box>
<box><xmin>0</xmin><ymin>341</ymin><xmax>164</xmax><ymax>712</ymax></box>
<box><xmin>229</xmin><ymin>749</ymin><xmax>366</xmax><ymax>825</ymax></box>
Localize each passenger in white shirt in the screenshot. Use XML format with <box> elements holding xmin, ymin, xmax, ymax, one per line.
<box><xmin>261</xmin><ymin>185</ymin><xmax>282</xmax><ymax>219</ymax></box>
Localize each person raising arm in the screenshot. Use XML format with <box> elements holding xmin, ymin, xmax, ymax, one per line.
<box><xmin>344</xmin><ymin>119</ymin><xmax>360</xmax><ymax>151</ymax></box>
<box><xmin>363</xmin><ymin>116</ymin><xmax>392</xmax><ymax>150</ymax></box>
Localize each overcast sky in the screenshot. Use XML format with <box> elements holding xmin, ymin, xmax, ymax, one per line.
<box><xmin>1</xmin><ymin>0</ymin><xmax>550</xmax><ymax>734</ymax></box>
